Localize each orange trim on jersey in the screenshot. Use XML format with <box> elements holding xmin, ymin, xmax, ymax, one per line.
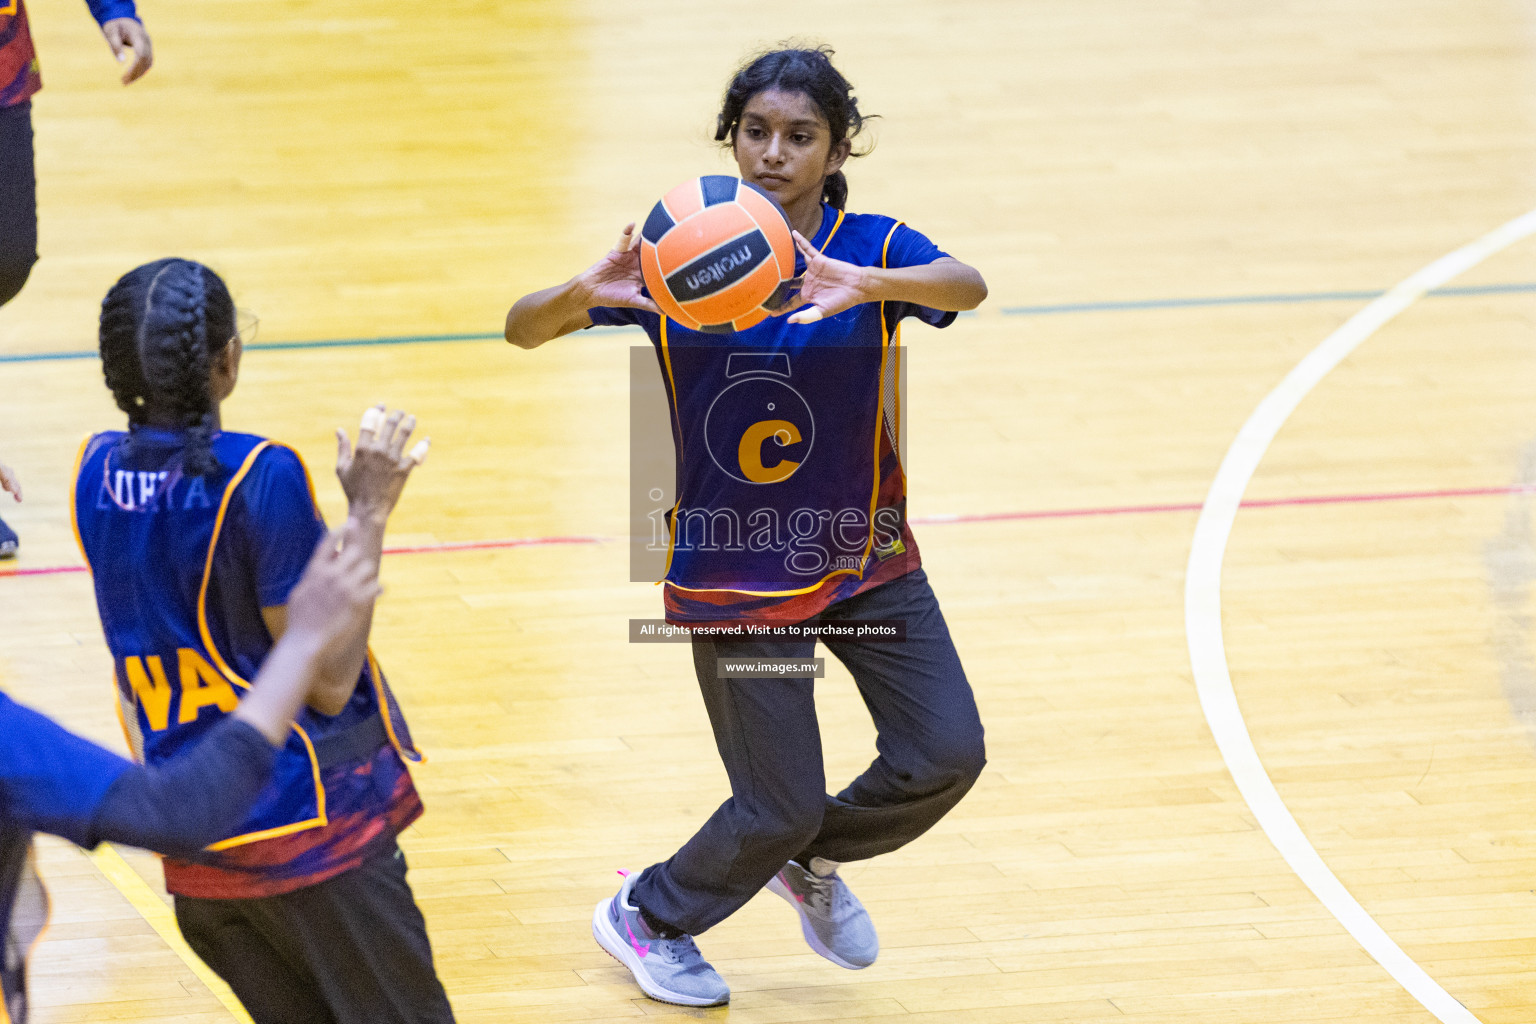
<box><xmin>822</xmin><ymin>208</ymin><xmax>847</xmax><ymax>249</ymax></box>
<box><xmin>658</xmin><ymin>208</ymin><xmax>875</xmax><ymax>600</ymax></box>
<box><xmin>844</xmin><ymin>220</ymin><xmax>904</xmax><ymax>570</ymax></box>
<box><xmin>196</xmin><ymin>442</ymin><xmax>270</xmax><ymax>686</ymax></box>
<box><xmin>883</xmin><ymin>219</ymin><xmax>905</xmax><ymax>463</ymax></box>
<box><xmin>657</xmin><ymin>316</ymin><xmax>684</xmax><ymax>461</ymax></box>
<box><xmin>879</xmin><ymin>220</ymin><xmax>902</xmax><ymax>265</ymax></box>
<box><xmin>69</xmin><ymin>435</ymin><xmax>92</xmax><ymax>573</ymax></box>
<box><xmin>862</xmin><ymin>299</ymin><xmax>893</xmax><ymax>570</ymax></box>
<box><xmin>205</xmin><ymin>807</ymin><xmax>324</xmax><ymax>851</ymax></box>
<box><xmin>665</xmin><ymin>575</ymin><xmax>856</xmax><ymax>598</ymax></box>
<box><xmin>0</xmin><ymin>2</ymin><xmax>17</xmax><ymax>17</ymax></box>
<box><xmin>278</xmin><ymin>440</ymin><xmax>321</xmax><ymax>509</ymax></box>
<box><xmin>366</xmin><ymin>650</ymin><xmax>424</xmax><ymax>763</ymax></box>
<box><xmin>658</xmin><ymin>317</ymin><xmax>686</xmax><ymax>582</ymax></box>
<box><xmin>195</xmin><ymin>441</ymin><xmax>328</xmax><ymax>847</ymax></box>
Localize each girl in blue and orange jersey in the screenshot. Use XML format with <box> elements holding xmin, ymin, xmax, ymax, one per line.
<box><xmin>503</xmin><ymin>46</ymin><xmax>989</xmax><ymax>1007</ymax></box>
<box><xmin>3</xmin><ymin>521</ymin><xmax>390</xmax><ymax>1024</ymax></box>
<box><xmin>73</xmin><ymin>258</ymin><xmax>454</xmax><ymax>1024</ymax></box>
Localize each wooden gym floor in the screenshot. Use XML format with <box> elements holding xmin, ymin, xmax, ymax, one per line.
<box><xmin>3</xmin><ymin>1</ymin><xmax>1536</xmax><ymax>1021</ymax></box>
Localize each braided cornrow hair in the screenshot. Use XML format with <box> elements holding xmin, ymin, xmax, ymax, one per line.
<box><xmin>714</xmin><ymin>45</ymin><xmax>876</xmax><ymax>211</ymax></box>
<box><xmin>99</xmin><ymin>259</ymin><xmax>237</xmax><ymax>477</ymax></box>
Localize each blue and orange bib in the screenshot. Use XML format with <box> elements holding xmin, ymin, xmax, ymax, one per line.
<box><xmin>73</xmin><ymin>428</ymin><xmax>422</xmax><ymax>894</ymax></box>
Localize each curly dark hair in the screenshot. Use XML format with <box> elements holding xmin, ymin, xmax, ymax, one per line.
<box><xmin>715</xmin><ymin>45</ymin><xmax>876</xmax><ymax>211</ymax></box>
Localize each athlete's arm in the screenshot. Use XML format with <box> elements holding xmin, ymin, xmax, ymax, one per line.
<box><xmin>260</xmin><ymin>406</ymin><xmax>426</xmax><ymax>716</ymax></box>
<box><xmin>0</xmin><ymin>532</ymin><xmax>380</xmax><ymax>855</ymax></box>
<box><xmin>504</xmin><ymin>223</ymin><xmax>660</xmax><ymax>349</ymax></box>
<box><xmin>779</xmin><ymin>231</ymin><xmax>988</xmax><ymax>325</ymax></box>
<box><xmin>240</xmin><ymin>526</ymin><xmax>385</xmax><ymax>742</ymax></box>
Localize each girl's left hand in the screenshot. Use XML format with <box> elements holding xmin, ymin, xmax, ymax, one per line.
<box><xmin>0</xmin><ymin>461</ymin><xmax>20</xmax><ymax>503</ymax></box>
<box><xmin>774</xmin><ymin>231</ymin><xmax>872</xmax><ymax>325</ymax></box>
<box><xmin>335</xmin><ymin>405</ymin><xmax>429</xmax><ymax>525</ymax></box>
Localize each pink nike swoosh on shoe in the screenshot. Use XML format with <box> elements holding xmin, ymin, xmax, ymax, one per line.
<box><xmin>625</xmin><ymin>915</ymin><xmax>651</xmax><ymax>957</ymax></box>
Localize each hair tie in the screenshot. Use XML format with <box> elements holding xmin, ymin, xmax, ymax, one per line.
<box><xmin>133</xmin><ymin>396</ymin><xmax>145</xmax><ymax>407</ymax></box>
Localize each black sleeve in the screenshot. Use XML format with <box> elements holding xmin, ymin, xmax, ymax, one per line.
<box><xmin>86</xmin><ymin>720</ymin><xmax>279</xmax><ymax>858</ymax></box>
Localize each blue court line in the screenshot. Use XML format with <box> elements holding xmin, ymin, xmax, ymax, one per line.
<box><xmin>0</xmin><ymin>330</ymin><xmax>507</xmax><ymax>365</ymax></box>
<box><xmin>998</xmin><ymin>280</ymin><xmax>1536</xmax><ymax>316</ymax></box>
<box><xmin>5</xmin><ymin>281</ymin><xmax>1536</xmax><ymax>365</ymax></box>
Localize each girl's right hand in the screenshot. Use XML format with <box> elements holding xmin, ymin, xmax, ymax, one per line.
<box><xmin>575</xmin><ymin>223</ymin><xmax>661</xmax><ymax>314</ymax></box>
<box><xmin>335</xmin><ymin>405</ymin><xmax>428</xmax><ymax>525</ymax></box>
<box><xmin>0</xmin><ymin>461</ymin><xmax>19</xmax><ymax>502</ymax></box>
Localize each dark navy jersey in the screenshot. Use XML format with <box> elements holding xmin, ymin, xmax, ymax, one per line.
<box><xmin>73</xmin><ymin>427</ymin><xmax>422</xmax><ymax>898</ymax></box>
<box><xmin>591</xmin><ymin>205</ymin><xmax>954</xmax><ymax>624</ymax></box>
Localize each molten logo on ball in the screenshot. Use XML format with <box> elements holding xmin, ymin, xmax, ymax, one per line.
<box><xmin>639</xmin><ymin>174</ymin><xmax>796</xmax><ymax>333</ymax></box>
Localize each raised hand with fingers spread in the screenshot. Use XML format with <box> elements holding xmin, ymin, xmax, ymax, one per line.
<box><xmin>335</xmin><ymin>403</ymin><xmax>430</xmax><ymax>528</ymax></box>
<box><xmin>777</xmin><ymin>230</ymin><xmax>871</xmax><ymax>324</ymax></box>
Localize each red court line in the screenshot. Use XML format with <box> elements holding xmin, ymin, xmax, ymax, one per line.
<box><xmin>910</xmin><ymin>482</ymin><xmax>1536</xmax><ymax>526</ymax></box>
<box><xmin>382</xmin><ymin>534</ymin><xmax>605</xmax><ymax>555</ymax></box>
<box><xmin>4</xmin><ymin>483</ymin><xmax>1534</xmax><ymax>580</ymax></box>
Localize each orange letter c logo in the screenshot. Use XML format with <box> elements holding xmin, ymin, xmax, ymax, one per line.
<box><xmin>738</xmin><ymin>419</ymin><xmax>802</xmax><ymax>483</ymax></box>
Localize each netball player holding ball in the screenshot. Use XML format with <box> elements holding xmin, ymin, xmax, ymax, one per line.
<box><xmin>73</xmin><ymin>259</ymin><xmax>453</xmax><ymax>1023</ymax></box>
<box><xmin>504</xmin><ymin>47</ymin><xmax>988</xmax><ymax>1006</ymax></box>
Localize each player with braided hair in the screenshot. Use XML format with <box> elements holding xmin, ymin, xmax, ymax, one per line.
<box><xmin>75</xmin><ymin>257</ymin><xmax>455</xmax><ymax>1023</ymax></box>
<box><xmin>98</xmin><ymin>259</ymin><xmax>228</xmax><ymax>476</ymax></box>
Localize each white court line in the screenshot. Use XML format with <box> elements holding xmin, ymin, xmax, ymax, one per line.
<box><xmin>1184</xmin><ymin>206</ymin><xmax>1536</xmax><ymax>1024</ymax></box>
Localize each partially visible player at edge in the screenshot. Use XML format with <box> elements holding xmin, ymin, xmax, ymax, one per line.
<box><xmin>3</xmin><ymin>519</ymin><xmax>388</xmax><ymax>1024</ymax></box>
<box><xmin>0</xmin><ymin>457</ymin><xmax>18</xmax><ymax>557</ymax></box>
<box><xmin>73</xmin><ymin>258</ymin><xmax>453</xmax><ymax>1023</ymax></box>
<box><xmin>503</xmin><ymin>45</ymin><xmax>988</xmax><ymax>1007</ymax></box>
<box><xmin>1</xmin><ymin>0</ymin><xmax>151</xmax><ymax>557</ymax></box>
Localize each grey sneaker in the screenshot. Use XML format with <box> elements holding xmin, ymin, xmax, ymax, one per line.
<box><xmin>0</xmin><ymin>516</ymin><xmax>15</xmax><ymax>559</ymax></box>
<box><xmin>766</xmin><ymin>858</ymin><xmax>879</xmax><ymax>969</ymax></box>
<box><xmin>592</xmin><ymin>871</ymin><xmax>729</xmax><ymax>1007</ymax></box>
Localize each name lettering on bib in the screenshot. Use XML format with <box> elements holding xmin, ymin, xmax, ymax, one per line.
<box><xmin>96</xmin><ymin>471</ymin><xmax>213</xmax><ymax>512</ymax></box>
<box><xmin>121</xmin><ymin>649</ymin><xmax>240</xmax><ymax>731</ymax></box>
